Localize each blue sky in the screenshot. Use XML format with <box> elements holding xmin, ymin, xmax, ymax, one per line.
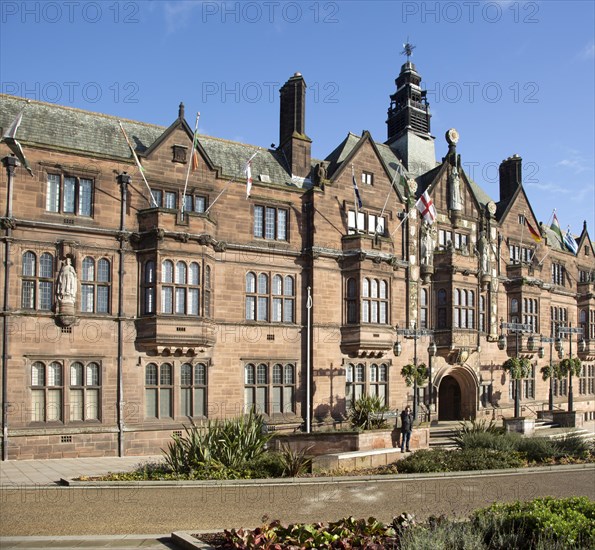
<box><xmin>1</xmin><ymin>0</ymin><xmax>593</xmax><ymax>234</ymax></box>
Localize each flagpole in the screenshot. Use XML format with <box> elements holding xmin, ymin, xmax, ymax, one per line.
<box><xmin>390</xmin><ymin>209</ymin><xmax>412</xmax><ymax>237</ymax></box>
<box><xmin>519</xmin><ymin>210</ymin><xmax>526</xmax><ymax>255</ymax></box>
<box><xmin>537</xmin><ymin>247</ymin><xmax>551</xmax><ymax>267</ymax></box>
<box><xmin>118</xmin><ymin>121</ymin><xmax>157</xmax><ymax>207</ymax></box>
<box><xmin>181</xmin><ymin>112</ymin><xmax>200</xmax><ymax>218</ymax></box>
<box><xmin>545</xmin><ymin>208</ymin><xmax>555</xmax><ymax>230</ymax></box>
<box><xmin>306</xmin><ymin>286</ymin><xmax>312</xmax><ymax>434</ymax></box>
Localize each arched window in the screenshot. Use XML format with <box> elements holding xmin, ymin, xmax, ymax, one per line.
<box><xmin>31</xmin><ymin>361</ymin><xmax>63</xmax><ymax>422</ymax></box>
<box><xmin>362</xmin><ymin>278</ymin><xmax>389</xmax><ymax>324</ymax></box>
<box><xmin>244</xmin><ymin>363</ymin><xmax>268</xmax><ymax>413</ymax></box>
<box><xmin>145</xmin><ymin>363</ymin><xmax>172</xmax><ymax>418</ymax></box>
<box><xmin>272</xmin><ymin>363</ymin><xmax>295</xmax><ymax>414</ymax></box>
<box><xmin>70</xmin><ymin>361</ymin><xmax>100</xmax><ymax>421</ymax></box>
<box><xmin>22</xmin><ymin>251</ymin><xmax>54</xmax><ymax>310</ymax></box>
<box><xmin>81</xmin><ymin>257</ymin><xmax>111</xmax><ymax>313</ymax></box>
<box><xmin>181</xmin><ymin>363</ymin><xmax>207</xmax><ymax>417</ymax></box>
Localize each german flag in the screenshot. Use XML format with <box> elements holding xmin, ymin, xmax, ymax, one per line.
<box><xmin>525</xmin><ymin>218</ymin><xmax>542</xmax><ymax>243</ymax></box>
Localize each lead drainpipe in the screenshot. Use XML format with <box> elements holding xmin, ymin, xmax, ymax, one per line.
<box><xmin>2</xmin><ymin>156</ymin><xmax>18</xmax><ymax>461</ymax></box>
<box><xmin>116</xmin><ymin>172</ymin><xmax>130</xmax><ymax>456</ymax></box>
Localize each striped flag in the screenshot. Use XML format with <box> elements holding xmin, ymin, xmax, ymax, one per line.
<box><xmin>352</xmin><ymin>165</ymin><xmax>362</xmax><ymax>209</ymax></box>
<box><xmin>563</xmin><ymin>227</ymin><xmax>578</xmax><ymax>255</ymax></box>
<box><xmin>415</xmin><ymin>190</ymin><xmax>437</xmax><ymax>224</ymax></box>
<box><xmin>525</xmin><ymin>218</ymin><xmax>542</xmax><ymax>243</ymax></box>
<box><xmin>550</xmin><ymin>212</ymin><xmax>564</xmax><ymax>243</ymax></box>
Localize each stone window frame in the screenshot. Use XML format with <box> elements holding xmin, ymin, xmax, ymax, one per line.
<box><xmin>253</xmin><ymin>205</ymin><xmax>289</xmax><ymax>241</ymax></box>
<box><xmin>69</xmin><ymin>361</ymin><xmax>101</xmax><ymax>422</ymax></box>
<box><xmin>453</xmin><ymin>288</ymin><xmax>475</xmax><ymax>329</ymax></box>
<box><xmin>361</xmin><ymin>277</ymin><xmax>389</xmax><ymax>325</ymax></box>
<box><xmin>345</xmin><ymin>361</ymin><xmax>390</xmax><ymax>408</ymax></box>
<box><xmin>46</xmin><ymin>172</ymin><xmax>94</xmax><ymax>217</ymax></box>
<box><xmin>158</xmin><ymin>258</ymin><xmax>205</xmax><ymax>317</ymax></box>
<box><xmin>21</xmin><ymin>250</ymin><xmax>54</xmax><ymax>311</ymax></box>
<box><xmin>80</xmin><ymin>256</ymin><xmax>111</xmax><ymax>314</ymax></box>
<box><xmin>522</xmin><ymin>297</ymin><xmax>539</xmax><ymax>333</ymax></box>
<box><xmin>361</xmin><ymin>171</ymin><xmax>374</xmax><ymax>186</ymax></box>
<box><xmin>245</xmin><ymin>271</ymin><xmax>295</xmax><ymax>323</ymax></box>
<box><xmin>551</xmin><ymin>262</ymin><xmax>565</xmax><ymax>286</ymax></box>
<box><xmin>244</xmin><ymin>361</ymin><xmax>296</xmax><ymax>416</ymax></box>
<box><xmin>145</xmin><ymin>362</ymin><xmax>173</xmax><ymax>419</ymax></box>
<box><xmin>180</xmin><ymin>362</ymin><xmax>208</xmax><ymax>418</ymax></box>
<box><xmin>346</xmin><ymin>209</ymin><xmax>387</xmax><ymax>236</ymax></box>
<box><xmin>420</xmin><ymin>288</ymin><xmax>429</xmax><ymax>329</ymax></box>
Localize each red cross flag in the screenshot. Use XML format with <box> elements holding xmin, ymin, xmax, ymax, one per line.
<box><xmin>416</xmin><ymin>190</ymin><xmax>437</xmax><ymax>224</ymax></box>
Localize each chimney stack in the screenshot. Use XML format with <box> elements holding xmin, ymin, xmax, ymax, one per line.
<box><xmin>499</xmin><ymin>154</ymin><xmax>522</xmax><ymax>202</ymax></box>
<box><xmin>279</xmin><ymin>73</ymin><xmax>311</xmax><ymax>178</ymax></box>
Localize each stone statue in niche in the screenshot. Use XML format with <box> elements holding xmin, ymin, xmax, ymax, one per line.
<box><xmin>57</xmin><ymin>257</ymin><xmax>77</xmax><ymax>304</ymax></box>
<box><xmin>420</xmin><ymin>222</ymin><xmax>435</xmax><ymax>266</ymax></box>
<box><xmin>316</xmin><ymin>161</ymin><xmax>327</xmax><ymax>184</ymax></box>
<box><xmin>449</xmin><ymin>165</ymin><xmax>463</xmax><ymax>211</ymax></box>
<box><xmin>478</xmin><ymin>231</ymin><xmax>491</xmax><ymax>275</ymax></box>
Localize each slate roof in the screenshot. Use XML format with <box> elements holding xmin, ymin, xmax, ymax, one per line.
<box><xmin>0</xmin><ymin>94</ymin><xmax>317</xmax><ymax>190</ymax></box>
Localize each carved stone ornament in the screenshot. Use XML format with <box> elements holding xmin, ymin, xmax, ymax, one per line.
<box><xmin>449</xmin><ymin>166</ymin><xmax>463</xmax><ymax>211</ymax></box>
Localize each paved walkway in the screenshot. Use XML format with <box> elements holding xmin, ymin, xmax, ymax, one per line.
<box><xmin>0</xmin><ymin>455</ymin><xmax>163</xmax><ymax>486</ymax></box>
<box><xmin>0</xmin><ymin>534</ymin><xmax>179</xmax><ymax>549</ymax></box>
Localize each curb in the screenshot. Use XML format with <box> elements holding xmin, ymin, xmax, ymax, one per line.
<box><xmin>172</xmin><ymin>531</ymin><xmax>215</xmax><ymax>549</ymax></box>
<box><xmin>58</xmin><ymin>462</ymin><xmax>595</xmax><ymax>488</ymax></box>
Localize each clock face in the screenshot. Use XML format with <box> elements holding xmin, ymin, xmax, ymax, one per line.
<box><xmin>446</xmin><ymin>128</ymin><xmax>459</xmax><ymax>144</ymax></box>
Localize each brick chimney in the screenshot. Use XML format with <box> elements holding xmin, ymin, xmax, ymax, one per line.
<box><xmin>499</xmin><ymin>154</ymin><xmax>522</xmax><ymax>202</ymax></box>
<box><xmin>279</xmin><ymin>73</ymin><xmax>312</xmax><ymax>178</ymax></box>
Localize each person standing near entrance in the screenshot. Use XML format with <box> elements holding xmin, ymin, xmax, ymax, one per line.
<box><xmin>400</xmin><ymin>406</ymin><xmax>413</xmax><ymax>452</ymax></box>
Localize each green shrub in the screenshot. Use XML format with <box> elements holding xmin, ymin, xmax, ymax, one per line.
<box><xmin>278</xmin><ymin>442</ymin><xmax>313</xmax><ymax>477</ymax></box>
<box><xmin>472</xmin><ymin>496</ymin><xmax>595</xmax><ymax>549</ymax></box>
<box><xmin>399</xmin><ymin>520</ymin><xmax>485</xmax><ymax>550</ymax></box>
<box><xmin>515</xmin><ymin>436</ymin><xmax>558</xmax><ymax>462</ymax></box>
<box><xmin>348</xmin><ymin>394</ymin><xmax>390</xmax><ymax>430</ymax></box>
<box><xmin>453</xmin><ymin>431</ymin><xmax>519</xmax><ymax>452</ymax></box>
<box><xmin>396</xmin><ymin>448</ymin><xmax>524</xmax><ymax>474</ymax></box>
<box><xmin>162</xmin><ymin>409</ymin><xmax>272</xmax><ymax>476</ymax></box>
<box><xmin>554</xmin><ymin>433</ymin><xmax>591</xmax><ymax>459</ymax></box>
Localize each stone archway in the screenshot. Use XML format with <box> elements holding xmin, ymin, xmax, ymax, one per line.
<box><xmin>436</xmin><ymin>365</ymin><xmax>478</xmax><ymax>421</ymax></box>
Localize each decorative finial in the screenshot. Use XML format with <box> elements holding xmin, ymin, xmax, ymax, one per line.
<box><xmin>178</xmin><ymin>102</ymin><xmax>185</xmax><ymax>120</ymax></box>
<box><xmin>401</xmin><ymin>38</ymin><xmax>415</xmax><ymax>60</ymax></box>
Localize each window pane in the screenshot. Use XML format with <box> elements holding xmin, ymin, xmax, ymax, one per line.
<box><xmin>21</xmin><ymin>280</ymin><xmax>35</xmax><ymax>309</ymax></box>
<box><xmin>32</xmin><ymin>390</ymin><xmax>45</xmax><ymax>421</ymax></box>
<box><xmin>181</xmin><ymin>388</ymin><xmax>191</xmax><ymax>416</ymax></box>
<box><xmin>245</xmin><ymin>364</ymin><xmax>255</xmax><ymax>385</ymax></box>
<box><xmin>245</xmin><ymin>296</ymin><xmax>255</xmax><ymax>320</ymax></box>
<box><xmin>257</xmin><ymin>364</ymin><xmax>267</xmax><ymax>384</ymax></box>
<box><xmin>347</xmin><ymin>210</ymin><xmax>356</xmax><ymax>232</ymax></box>
<box><xmin>184</xmin><ymin>195</ymin><xmax>193</xmax><ymax>213</ymax></box>
<box><xmin>145</xmin><ymin>261</ymin><xmax>155</xmax><ymax>283</ymax></box>
<box><xmin>145</xmin><ymin>364</ymin><xmax>157</xmax><ymax>385</ymax></box>
<box><xmin>273</xmin><ymin>364</ymin><xmax>282</xmax><ymax>384</ymax></box>
<box><xmin>97</xmin><ymin>286</ymin><xmax>109</xmax><ymax>313</ymax></box>
<box><xmin>181</xmin><ymin>364</ymin><xmax>192</xmax><ymax>385</ymax></box>
<box><xmin>194</xmin><ymin>196</ymin><xmax>206</xmax><ymax>213</ymax></box>
<box><xmin>145</xmin><ymin>287</ymin><xmax>155</xmax><ymax>314</ymax></box>
<box><xmin>283</xmin><ymin>299</ymin><xmax>294</xmax><ymax>323</ymax></box>
<box><xmin>160</xmin><ymin>364</ymin><xmax>172</xmax><ymax>385</ymax></box>
<box><xmin>379</xmin><ymin>302</ymin><xmax>387</xmax><ymax>324</ymax></box>
<box><xmin>97</xmin><ymin>259</ymin><xmax>110</xmax><ymax>282</ymax></box>
<box><xmin>257</xmin><ymin>273</ymin><xmax>268</xmax><ymax>294</ymax></box>
<box><xmin>245</xmin><ymin>388</ymin><xmax>254</xmax><ymax>412</ymax></box>
<box><xmin>63</xmin><ymin>177</ymin><xmax>76</xmax><ymax>213</ymax></box>
<box><xmin>283</xmin><ymin>387</ymin><xmax>294</xmax><ymax>413</ymax></box>
<box><xmin>47</xmin><ymin>389</ymin><xmax>62</xmax><ymax>421</ymax></box>
<box><xmin>256</xmin><ymin>387</ymin><xmax>267</xmax><ymax>413</ymax></box>
<box><xmin>152</xmin><ymin>190</ymin><xmax>162</xmax><ymax>207</ymax></box>
<box><xmin>175</xmin><ymin>287</ymin><xmax>186</xmax><ymax>314</ymax></box>
<box><xmin>379</xmin><ymin>280</ymin><xmax>387</xmax><ymax>299</ymax></box>
<box><xmin>71</xmin><ymin>362</ymin><xmax>83</xmax><ymax>386</ymax></box>
<box><xmin>277</xmin><ymin>209</ymin><xmax>287</xmax><ymax>241</ymax></box>
<box><xmin>160</xmin><ymin>389</ymin><xmax>172</xmax><ymax>417</ymax></box>
<box><xmin>161</xmin><ymin>287</ymin><xmax>173</xmax><ymax>314</ymax></box>
<box><xmin>362</xmin><ymin>300</ymin><xmax>369</xmax><ymax>323</ymax></box>
<box><xmin>362</xmin><ymin>278</ymin><xmax>370</xmax><ymax>298</ymax></box>
<box><xmin>70</xmin><ymin>388</ymin><xmax>83</xmax><ymax>421</ymax></box>
<box><xmin>82</xmin><ymin>284</ymin><xmax>94</xmax><ymax>312</ymax></box>
<box><xmin>165</xmin><ymin>192</ymin><xmax>176</xmax><ymax>209</ymax></box>
<box><xmin>86</xmin><ymin>389</ymin><xmax>99</xmax><ymax>420</ymax></box>
<box><xmin>246</xmin><ymin>272</ymin><xmax>256</xmax><ymax>293</ymax></box>
<box><xmin>175</xmin><ymin>262</ymin><xmax>187</xmax><ymax>284</ymax></box>
<box><xmin>79</xmin><ymin>178</ymin><xmax>93</xmax><ymax>216</ymax></box>
<box><xmin>46</xmin><ymin>174</ymin><xmax>60</xmax><ymax>212</ymax></box>
<box><xmin>86</xmin><ymin>363</ymin><xmax>99</xmax><ymax>386</ymax></box>
<box><xmin>39</xmin><ymin>253</ymin><xmax>53</xmax><ymax>278</ymax></box>
<box><xmin>189</xmin><ymin>263</ymin><xmax>200</xmax><ymax>285</ymax></box>
<box><xmin>272</xmin><ymin>386</ymin><xmax>282</xmax><ymax>413</ymax></box>
<box><xmin>48</xmin><ymin>362</ymin><xmax>62</xmax><ymax>386</ymax></box>
<box><xmin>254</xmin><ymin>206</ymin><xmax>264</xmax><ymax>237</ymax></box>
<box><xmin>82</xmin><ymin>258</ymin><xmax>95</xmax><ymax>281</ymax></box>
<box><xmin>32</xmin><ymin>362</ymin><xmax>45</xmax><ymax>386</ymax></box>
<box><xmin>145</xmin><ymin>389</ymin><xmax>157</xmax><ymax>418</ymax></box>
<box><xmin>265</xmin><ymin>207</ymin><xmax>275</xmax><ymax>239</ymax></box>
<box><xmin>162</xmin><ymin>261</ymin><xmax>173</xmax><ymax>283</ymax></box>
<box><xmin>272</xmin><ymin>275</ymin><xmax>282</xmax><ymax>295</ymax></box>
<box><xmin>39</xmin><ymin>281</ymin><xmax>52</xmax><ymax>310</ymax></box>
<box><xmin>194</xmin><ymin>388</ymin><xmax>206</xmax><ymax>416</ymax></box>
<box><xmin>257</xmin><ymin>297</ymin><xmax>268</xmax><ymax>320</ymax></box>
<box><xmin>284</xmin><ymin>364</ymin><xmax>294</xmax><ymax>384</ymax></box>
<box><xmin>195</xmin><ymin>364</ymin><xmax>206</xmax><ymax>385</ymax></box>
<box><xmin>23</xmin><ymin>251</ymin><xmax>36</xmax><ymax>277</ymax></box>
<box><xmin>272</xmin><ymin>298</ymin><xmax>282</xmax><ymax>322</ymax></box>
<box><xmin>284</xmin><ymin>276</ymin><xmax>294</xmax><ymax>296</ymax></box>
<box><xmin>188</xmin><ymin>288</ymin><xmax>199</xmax><ymax>315</ymax></box>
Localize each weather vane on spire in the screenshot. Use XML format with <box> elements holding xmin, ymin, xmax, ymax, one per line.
<box><xmin>401</xmin><ymin>38</ymin><xmax>415</xmax><ymax>60</ymax></box>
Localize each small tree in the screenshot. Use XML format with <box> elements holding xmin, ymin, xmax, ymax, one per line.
<box><xmin>400</xmin><ymin>363</ymin><xmax>428</xmax><ymax>387</ymax></box>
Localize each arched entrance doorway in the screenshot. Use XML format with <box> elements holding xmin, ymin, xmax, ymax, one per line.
<box><xmin>438</xmin><ymin>376</ymin><xmax>461</xmax><ymax>420</ymax></box>
<box><xmin>436</xmin><ymin>366</ymin><xmax>478</xmax><ymax>421</ymax></box>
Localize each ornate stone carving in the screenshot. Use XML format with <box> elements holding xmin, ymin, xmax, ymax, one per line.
<box><xmin>420</xmin><ymin>222</ymin><xmax>435</xmax><ymax>267</ymax></box>
<box><xmin>56</xmin><ymin>258</ymin><xmax>77</xmax><ymax>305</ymax></box>
<box><xmin>449</xmin><ymin>165</ymin><xmax>463</xmax><ymax>211</ymax></box>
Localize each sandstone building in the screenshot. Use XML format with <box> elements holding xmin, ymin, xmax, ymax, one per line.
<box><xmin>1</xmin><ymin>60</ymin><xmax>594</xmax><ymax>459</ymax></box>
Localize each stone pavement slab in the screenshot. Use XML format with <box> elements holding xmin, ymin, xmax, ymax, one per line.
<box><xmin>0</xmin><ymin>456</ymin><xmax>163</xmax><ymax>486</ymax></box>
<box><xmin>0</xmin><ymin>535</ymin><xmax>177</xmax><ymax>549</ymax></box>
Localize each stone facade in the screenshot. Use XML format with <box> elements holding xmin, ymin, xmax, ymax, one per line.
<box><xmin>0</xmin><ymin>62</ymin><xmax>594</xmax><ymax>460</ymax></box>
